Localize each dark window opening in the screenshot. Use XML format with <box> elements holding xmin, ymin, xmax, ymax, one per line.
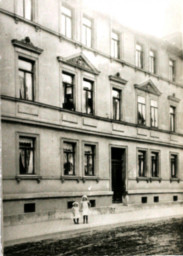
<box><xmin>137</xmin><ymin>96</ymin><xmax>146</xmax><ymax>125</ymax></box>
<box><xmin>141</xmin><ymin>197</ymin><xmax>147</xmax><ymax>204</ymax></box>
<box><xmin>84</xmin><ymin>145</ymin><xmax>95</xmax><ymax>176</ymax></box>
<box><xmin>19</xmin><ymin>137</ymin><xmax>35</xmax><ymax>175</ymax></box>
<box><xmin>18</xmin><ymin>57</ymin><xmax>34</xmax><ymax>101</ymax></box>
<box><xmin>24</xmin><ymin>203</ymin><xmax>35</xmax><ymax>213</ymax></box>
<box><xmin>138</xmin><ymin>150</ymin><xmax>146</xmax><ymax>177</ymax></box>
<box><xmin>112</xmin><ymin>89</ymin><xmax>121</xmax><ymax>120</ymax></box>
<box><xmin>63</xmin><ymin>142</ymin><xmax>75</xmax><ymax>176</ymax></box>
<box><xmin>154</xmin><ymin>196</ymin><xmax>159</xmax><ymax>203</ymax></box>
<box><xmin>173</xmin><ymin>196</ymin><xmax>178</xmax><ymax>201</ymax></box>
<box><xmin>89</xmin><ymin>200</ymin><xmax>96</xmax><ymax>207</ymax></box>
<box><xmin>171</xmin><ymin>154</ymin><xmax>177</xmax><ymax>178</ymax></box>
<box><xmin>83</xmin><ymin>79</ymin><xmax>93</xmax><ymax>114</ymax></box>
<box><xmin>67</xmin><ymin>201</ymin><xmax>75</xmax><ymax>209</ymax></box>
<box><xmin>62</xmin><ymin>72</ymin><xmax>75</xmax><ymax>111</ymax></box>
<box><xmin>151</xmin><ymin>152</ymin><xmax>159</xmax><ymax>177</ymax></box>
<box><xmin>170</xmin><ymin>106</ymin><xmax>176</xmax><ymax>132</ymax></box>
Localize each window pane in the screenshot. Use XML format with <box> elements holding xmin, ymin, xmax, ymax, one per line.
<box><xmin>112</xmin><ymin>89</ymin><xmax>120</xmax><ymax>98</ymax></box>
<box><xmin>86</xmin><ymin>27</ymin><xmax>92</xmax><ymax>47</ymax></box>
<box><xmin>19</xmin><ymin>138</ymin><xmax>34</xmax><ymax>175</ymax></box>
<box><xmin>138</xmin><ymin>96</ymin><xmax>145</xmax><ymax>104</ymax></box>
<box><xmin>64</xmin><ymin>142</ymin><xmax>73</xmax><ymax>151</ymax></box>
<box><xmin>85</xmin><ymin>145</ymin><xmax>93</xmax><ymax>154</ymax></box>
<box><xmin>25</xmin><ymin>73</ymin><xmax>33</xmax><ymax>100</ymax></box>
<box><xmin>62</xmin><ymin>73</ymin><xmax>73</xmax><ymax>84</ymax></box>
<box><xmin>83</xmin><ymin>17</ymin><xmax>92</xmax><ymax>27</ymax></box>
<box><xmin>66</xmin><ymin>17</ymin><xmax>72</xmax><ymax>38</ymax></box>
<box><xmin>112</xmin><ymin>32</ymin><xmax>118</xmax><ymax>40</ymax></box>
<box><xmin>24</xmin><ymin>0</ymin><xmax>32</xmax><ymax>20</ymax></box>
<box><xmin>17</xmin><ymin>0</ymin><xmax>24</xmax><ymax>17</ymax></box>
<box><xmin>19</xmin><ymin>59</ymin><xmax>32</xmax><ymax>71</ymax></box>
<box><xmin>151</xmin><ymin>100</ymin><xmax>157</xmax><ymax>107</ymax></box>
<box><xmin>61</xmin><ymin>14</ymin><xmax>66</xmax><ymax>35</ymax></box>
<box><xmin>62</xmin><ymin>6</ymin><xmax>71</xmax><ymax>17</ymax></box>
<box><xmin>83</xmin><ymin>80</ymin><xmax>92</xmax><ymax>90</ymax></box>
<box><xmin>19</xmin><ymin>71</ymin><xmax>24</xmax><ymax>99</ymax></box>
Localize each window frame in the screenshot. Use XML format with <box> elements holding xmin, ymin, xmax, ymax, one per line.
<box><xmin>82</xmin><ymin>141</ymin><xmax>98</xmax><ymax>178</ymax></box>
<box><xmin>137</xmin><ymin>149</ymin><xmax>147</xmax><ymax>178</ymax></box>
<box><xmin>16</xmin><ymin>132</ymin><xmax>40</xmax><ymax>178</ymax></box>
<box><xmin>150</xmin><ymin>99</ymin><xmax>158</xmax><ymax>128</ymax></box>
<box><xmin>60</xmin><ymin>138</ymin><xmax>79</xmax><ymax>178</ymax></box>
<box><xmin>15</xmin><ymin>0</ymin><xmax>34</xmax><ymax>21</ymax></box>
<box><xmin>169</xmin><ymin>59</ymin><xmax>176</xmax><ymax>82</ymax></box>
<box><xmin>150</xmin><ymin>150</ymin><xmax>160</xmax><ymax>178</ymax></box>
<box><xmin>170</xmin><ymin>106</ymin><xmax>176</xmax><ymax>132</ymax></box>
<box><xmin>170</xmin><ymin>153</ymin><xmax>179</xmax><ymax>179</ymax></box>
<box><xmin>149</xmin><ymin>49</ymin><xmax>156</xmax><ymax>74</ymax></box>
<box><xmin>136</xmin><ymin>43</ymin><xmax>143</xmax><ymax>69</ymax></box>
<box><xmin>112</xmin><ymin>88</ymin><xmax>121</xmax><ymax>120</ymax></box>
<box><xmin>83</xmin><ymin>78</ymin><xmax>94</xmax><ymax>115</ymax></box>
<box><xmin>61</xmin><ymin>5</ymin><xmax>73</xmax><ymax>39</ymax></box>
<box><xmin>111</xmin><ymin>31</ymin><xmax>120</xmax><ymax>59</ymax></box>
<box><xmin>62</xmin><ymin>71</ymin><xmax>75</xmax><ymax>111</ymax></box>
<box><xmin>137</xmin><ymin>95</ymin><xmax>146</xmax><ymax>126</ymax></box>
<box><xmin>82</xmin><ymin>15</ymin><xmax>93</xmax><ymax>48</ymax></box>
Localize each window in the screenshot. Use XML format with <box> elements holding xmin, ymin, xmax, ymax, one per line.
<box><xmin>150</xmin><ymin>100</ymin><xmax>158</xmax><ymax>127</ymax></box>
<box><xmin>19</xmin><ymin>57</ymin><xmax>34</xmax><ymax>101</ymax></box>
<box><xmin>111</xmin><ymin>32</ymin><xmax>119</xmax><ymax>58</ymax></box>
<box><xmin>82</xmin><ymin>17</ymin><xmax>92</xmax><ymax>47</ymax></box>
<box><xmin>151</xmin><ymin>152</ymin><xmax>159</xmax><ymax>177</ymax></box>
<box><xmin>61</xmin><ymin>6</ymin><xmax>72</xmax><ymax>38</ymax></box>
<box><xmin>17</xmin><ymin>0</ymin><xmax>33</xmax><ymax>20</ymax></box>
<box><xmin>62</xmin><ymin>72</ymin><xmax>75</xmax><ymax>110</ymax></box>
<box><xmin>137</xmin><ymin>96</ymin><xmax>146</xmax><ymax>125</ymax></box>
<box><xmin>136</xmin><ymin>44</ymin><xmax>143</xmax><ymax>68</ymax></box>
<box><xmin>170</xmin><ymin>106</ymin><xmax>176</xmax><ymax>132</ymax></box>
<box><xmin>170</xmin><ymin>154</ymin><xmax>177</xmax><ymax>178</ymax></box>
<box><xmin>83</xmin><ymin>79</ymin><xmax>93</xmax><ymax>114</ymax></box>
<box><xmin>169</xmin><ymin>59</ymin><xmax>175</xmax><ymax>81</ymax></box>
<box><xmin>138</xmin><ymin>150</ymin><xmax>146</xmax><ymax>177</ymax></box>
<box><xmin>149</xmin><ymin>50</ymin><xmax>155</xmax><ymax>73</ymax></box>
<box><xmin>84</xmin><ymin>145</ymin><xmax>95</xmax><ymax>176</ymax></box>
<box><xmin>19</xmin><ymin>137</ymin><xmax>35</xmax><ymax>175</ymax></box>
<box><xmin>24</xmin><ymin>203</ymin><xmax>35</xmax><ymax>213</ymax></box>
<box><xmin>63</xmin><ymin>142</ymin><xmax>75</xmax><ymax>175</ymax></box>
<box><xmin>112</xmin><ymin>89</ymin><xmax>121</xmax><ymax>120</ymax></box>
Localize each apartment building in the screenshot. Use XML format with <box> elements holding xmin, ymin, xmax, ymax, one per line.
<box><xmin>1</xmin><ymin>0</ymin><xmax>183</xmax><ymax>224</ymax></box>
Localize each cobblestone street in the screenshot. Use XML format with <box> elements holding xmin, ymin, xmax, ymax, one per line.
<box><xmin>4</xmin><ymin>217</ymin><xmax>183</xmax><ymax>256</ymax></box>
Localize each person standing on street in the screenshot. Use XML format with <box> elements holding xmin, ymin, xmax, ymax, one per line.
<box><xmin>80</xmin><ymin>195</ymin><xmax>91</xmax><ymax>224</ymax></box>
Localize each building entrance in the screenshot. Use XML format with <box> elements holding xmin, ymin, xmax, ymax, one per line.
<box><xmin>111</xmin><ymin>148</ymin><xmax>126</xmax><ymax>203</ymax></box>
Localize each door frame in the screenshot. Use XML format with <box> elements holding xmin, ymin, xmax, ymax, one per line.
<box><xmin>109</xmin><ymin>144</ymin><xmax>128</xmax><ymax>200</ymax></box>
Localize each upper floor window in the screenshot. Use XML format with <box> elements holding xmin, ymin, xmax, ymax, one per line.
<box><xmin>84</xmin><ymin>145</ymin><xmax>95</xmax><ymax>176</ymax></box>
<box><xmin>63</xmin><ymin>142</ymin><xmax>75</xmax><ymax>175</ymax></box>
<box><xmin>112</xmin><ymin>89</ymin><xmax>121</xmax><ymax>120</ymax></box>
<box><xmin>138</xmin><ymin>150</ymin><xmax>146</xmax><ymax>177</ymax></box>
<box><xmin>137</xmin><ymin>96</ymin><xmax>146</xmax><ymax>125</ymax></box>
<box><xmin>150</xmin><ymin>100</ymin><xmax>158</xmax><ymax>128</ymax></box>
<box><xmin>151</xmin><ymin>152</ymin><xmax>159</xmax><ymax>177</ymax></box>
<box><xmin>111</xmin><ymin>32</ymin><xmax>119</xmax><ymax>58</ymax></box>
<box><xmin>82</xmin><ymin>17</ymin><xmax>92</xmax><ymax>47</ymax></box>
<box><xmin>83</xmin><ymin>79</ymin><xmax>93</xmax><ymax>114</ymax></box>
<box><xmin>62</xmin><ymin>72</ymin><xmax>75</xmax><ymax>111</ymax></box>
<box><xmin>61</xmin><ymin>6</ymin><xmax>72</xmax><ymax>38</ymax></box>
<box><xmin>136</xmin><ymin>44</ymin><xmax>143</xmax><ymax>68</ymax></box>
<box><xmin>170</xmin><ymin>154</ymin><xmax>177</xmax><ymax>178</ymax></box>
<box><xmin>149</xmin><ymin>50</ymin><xmax>155</xmax><ymax>74</ymax></box>
<box><xmin>170</xmin><ymin>106</ymin><xmax>176</xmax><ymax>132</ymax></box>
<box><xmin>169</xmin><ymin>59</ymin><xmax>175</xmax><ymax>81</ymax></box>
<box><xmin>17</xmin><ymin>0</ymin><xmax>33</xmax><ymax>20</ymax></box>
<box><xmin>19</xmin><ymin>57</ymin><xmax>34</xmax><ymax>101</ymax></box>
<box><xmin>19</xmin><ymin>137</ymin><xmax>35</xmax><ymax>175</ymax></box>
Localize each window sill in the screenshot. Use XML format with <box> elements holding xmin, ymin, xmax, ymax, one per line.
<box><xmin>82</xmin><ymin>176</ymin><xmax>100</xmax><ymax>183</ymax></box>
<box><xmin>136</xmin><ymin>177</ymin><xmax>149</xmax><ymax>183</ymax></box>
<box><xmin>60</xmin><ymin>176</ymin><xmax>80</xmax><ymax>183</ymax></box>
<box><xmin>170</xmin><ymin>178</ymin><xmax>180</xmax><ymax>183</ymax></box>
<box><xmin>15</xmin><ymin>175</ymin><xmax>42</xmax><ymax>183</ymax></box>
<box><xmin>149</xmin><ymin>177</ymin><xmax>162</xmax><ymax>183</ymax></box>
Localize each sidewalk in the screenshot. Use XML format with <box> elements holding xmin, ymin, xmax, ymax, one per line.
<box><xmin>3</xmin><ymin>203</ymin><xmax>183</xmax><ymax>247</ymax></box>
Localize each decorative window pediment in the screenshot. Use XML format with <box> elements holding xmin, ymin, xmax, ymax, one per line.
<box><xmin>134</xmin><ymin>79</ymin><xmax>161</xmax><ymax>96</ymax></box>
<box><xmin>109</xmin><ymin>72</ymin><xmax>127</xmax><ymax>85</ymax></box>
<box><xmin>168</xmin><ymin>94</ymin><xmax>180</xmax><ymax>103</ymax></box>
<box><xmin>57</xmin><ymin>53</ymin><xmax>100</xmax><ymax>75</ymax></box>
<box><xmin>12</xmin><ymin>37</ymin><xmax>43</xmax><ymax>55</ymax></box>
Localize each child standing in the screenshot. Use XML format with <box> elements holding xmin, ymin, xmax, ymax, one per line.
<box><xmin>80</xmin><ymin>195</ymin><xmax>90</xmax><ymax>224</ymax></box>
<box><xmin>72</xmin><ymin>201</ymin><xmax>80</xmax><ymax>224</ymax></box>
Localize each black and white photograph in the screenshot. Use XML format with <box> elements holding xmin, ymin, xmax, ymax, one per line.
<box><xmin>0</xmin><ymin>0</ymin><xmax>183</xmax><ymax>255</ymax></box>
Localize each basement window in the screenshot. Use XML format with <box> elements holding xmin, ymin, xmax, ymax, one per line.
<box><xmin>24</xmin><ymin>203</ymin><xmax>35</xmax><ymax>213</ymax></box>
<box><xmin>89</xmin><ymin>200</ymin><xmax>96</xmax><ymax>207</ymax></box>
<box><xmin>173</xmin><ymin>195</ymin><xmax>178</xmax><ymax>201</ymax></box>
<box><xmin>141</xmin><ymin>197</ymin><xmax>147</xmax><ymax>204</ymax></box>
<box><xmin>154</xmin><ymin>196</ymin><xmax>159</xmax><ymax>203</ymax></box>
<box><xmin>67</xmin><ymin>201</ymin><xmax>75</xmax><ymax>209</ymax></box>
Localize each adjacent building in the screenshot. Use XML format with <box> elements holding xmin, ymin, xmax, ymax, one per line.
<box><xmin>1</xmin><ymin>0</ymin><xmax>183</xmax><ymax>224</ymax></box>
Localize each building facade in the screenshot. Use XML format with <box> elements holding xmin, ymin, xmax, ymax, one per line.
<box><xmin>1</xmin><ymin>0</ymin><xmax>183</xmax><ymax>224</ymax></box>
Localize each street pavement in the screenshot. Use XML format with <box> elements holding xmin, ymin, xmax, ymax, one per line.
<box><xmin>3</xmin><ymin>202</ymin><xmax>183</xmax><ymax>247</ymax></box>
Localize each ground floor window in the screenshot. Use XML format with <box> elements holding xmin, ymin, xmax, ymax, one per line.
<box><xmin>84</xmin><ymin>144</ymin><xmax>95</xmax><ymax>176</ymax></box>
<box><xmin>151</xmin><ymin>152</ymin><xmax>159</xmax><ymax>177</ymax></box>
<box><xmin>63</xmin><ymin>142</ymin><xmax>75</xmax><ymax>175</ymax></box>
<box><xmin>138</xmin><ymin>150</ymin><xmax>146</xmax><ymax>177</ymax></box>
<box><xmin>170</xmin><ymin>154</ymin><xmax>178</xmax><ymax>178</ymax></box>
<box><xmin>19</xmin><ymin>137</ymin><xmax>35</xmax><ymax>174</ymax></box>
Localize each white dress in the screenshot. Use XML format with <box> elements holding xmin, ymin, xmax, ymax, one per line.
<box><xmin>72</xmin><ymin>206</ymin><xmax>80</xmax><ymax>219</ymax></box>
<box><xmin>81</xmin><ymin>201</ymin><xmax>90</xmax><ymax>215</ymax></box>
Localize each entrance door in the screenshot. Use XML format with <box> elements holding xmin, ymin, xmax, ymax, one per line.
<box><xmin>111</xmin><ymin>148</ymin><xmax>126</xmax><ymax>203</ymax></box>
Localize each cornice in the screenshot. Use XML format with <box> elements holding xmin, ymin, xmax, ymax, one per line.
<box><xmin>12</xmin><ymin>37</ymin><xmax>43</xmax><ymax>54</ymax></box>
<box><xmin>109</xmin><ymin>73</ymin><xmax>128</xmax><ymax>85</ymax></box>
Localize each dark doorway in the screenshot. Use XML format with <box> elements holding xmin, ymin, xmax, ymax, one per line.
<box><xmin>111</xmin><ymin>147</ymin><xmax>126</xmax><ymax>203</ymax></box>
